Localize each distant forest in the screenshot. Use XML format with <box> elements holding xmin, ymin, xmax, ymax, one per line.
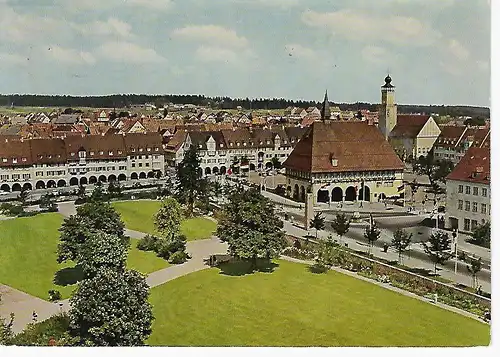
<box><xmin>0</xmin><ymin>94</ymin><xmax>490</xmax><ymax>118</ymax></box>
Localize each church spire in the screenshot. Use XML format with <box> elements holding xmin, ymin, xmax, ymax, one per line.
<box><xmin>321</xmin><ymin>90</ymin><xmax>331</xmax><ymax>121</ymax></box>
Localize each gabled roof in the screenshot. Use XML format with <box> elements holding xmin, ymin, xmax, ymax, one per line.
<box><xmin>435</xmin><ymin>125</ymin><xmax>467</xmax><ymax>149</ymax></box>
<box><xmin>390</xmin><ymin>115</ymin><xmax>430</xmax><ymax>138</ymax></box>
<box><xmin>283</xmin><ymin>121</ymin><xmax>404</xmax><ymax>173</ymax></box>
<box><xmin>446</xmin><ymin>147</ymin><xmax>490</xmax><ymax>184</ymax></box>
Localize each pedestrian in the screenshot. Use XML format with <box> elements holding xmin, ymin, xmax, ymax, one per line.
<box><xmin>433</xmin><ymin>293</ymin><xmax>438</xmax><ymax>304</ymax></box>
<box><xmin>32</xmin><ymin>310</ymin><xmax>38</xmax><ymax>322</ymax></box>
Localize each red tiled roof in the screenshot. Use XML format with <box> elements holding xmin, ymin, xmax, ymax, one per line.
<box><xmin>283</xmin><ymin>121</ymin><xmax>404</xmax><ymax>173</ymax></box>
<box><xmin>446</xmin><ymin>147</ymin><xmax>490</xmax><ymax>184</ymax></box>
<box><xmin>390</xmin><ymin>115</ymin><xmax>430</xmax><ymax>138</ymax></box>
<box><xmin>0</xmin><ymin>138</ymin><xmax>32</xmax><ymax>167</ymax></box>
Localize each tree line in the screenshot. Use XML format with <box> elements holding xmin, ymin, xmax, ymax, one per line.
<box><xmin>0</xmin><ymin>94</ymin><xmax>489</xmax><ymax>118</ymax></box>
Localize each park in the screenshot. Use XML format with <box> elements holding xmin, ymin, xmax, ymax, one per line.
<box><xmin>0</xmin><ymin>197</ymin><xmax>490</xmax><ymax>347</ymax></box>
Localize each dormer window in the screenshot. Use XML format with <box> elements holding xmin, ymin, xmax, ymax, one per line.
<box><xmin>219</xmin><ymin>143</ymin><xmax>223</xmax><ymax>148</ymax></box>
<box><xmin>48</xmin><ymin>155</ymin><xmax>52</xmax><ymax>159</ymax></box>
<box><xmin>13</xmin><ymin>158</ymin><xmax>17</xmax><ymax>164</ymax></box>
<box><xmin>147</xmin><ymin>148</ymin><xmax>151</xmax><ymax>152</ymax></box>
<box><xmin>90</xmin><ymin>152</ymin><xmax>94</xmax><ymax>156</ymax></box>
<box><xmin>199</xmin><ymin>144</ymin><xmax>203</xmax><ymax>148</ymax></box>
<box><xmin>2</xmin><ymin>158</ymin><xmax>6</xmax><ymax>163</ymax></box>
<box><xmin>99</xmin><ymin>151</ymin><xmax>104</xmax><ymax>155</ymax></box>
<box><xmin>266</xmin><ymin>140</ymin><xmax>270</xmax><ymax>145</ymax></box>
<box><xmin>22</xmin><ymin>157</ymin><xmax>27</xmax><ymax>162</ymax></box>
<box><xmin>155</xmin><ymin>148</ymin><xmax>159</xmax><ymax>151</ymax></box>
<box><xmin>331</xmin><ymin>155</ymin><xmax>338</xmax><ymax>167</ymax></box>
<box><xmin>237</xmin><ymin>142</ymin><xmax>240</xmax><ymax>146</ymax></box>
<box><xmin>243</xmin><ymin>142</ymin><xmax>247</xmax><ymax>146</ymax></box>
<box><xmin>57</xmin><ymin>155</ymin><xmax>61</xmax><ymax>158</ymax></box>
<box><xmin>131</xmin><ymin>148</ymin><xmax>135</xmax><ymax>152</ymax></box>
<box><xmin>71</xmin><ymin>153</ymin><xmax>75</xmax><ymax>156</ymax></box>
<box><xmin>118</xmin><ymin>151</ymin><xmax>122</xmax><ymax>154</ymax></box>
<box><xmin>139</xmin><ymin>148</ymin><xmax>143</xmax><ymax>152</ymax></box>
<box><xmin>109</xmin><ymin>151</ymin><xmax>114</xmax><ymax>156</ymax></box>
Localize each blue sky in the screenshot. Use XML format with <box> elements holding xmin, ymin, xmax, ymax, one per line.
<box><xmin>0</xmin><ymin>0</ymin><xmax>491</xmax><ymax>106</ymax></box>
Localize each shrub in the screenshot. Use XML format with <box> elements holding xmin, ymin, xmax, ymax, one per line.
<box><xmin>136</xmin><ymin>234</ymin><xmax>159</xmax><ymax>252</ymax></box>
<box><xmin>9</xmin><ymin>314</ymin><xmax>75</xmax><ymax>346</ymax></box>
<box><xmin>0</xmin><ymin>203</ymin><xmax>24</xmax><ymax>216</ymax></box>
<box><xmin>168</xmin><ymin>251</ymin><xmax>190</xmax><ymax>264</ymax></box>
<box><xmin>48</xmin><ymin>290</ymin><xmax>62</xmax><ymax>302</ymax></box>
<box><xmin>155</xmin><ymin>235</ymin><xmax>188</xmax><ymax>260</ymax></box>
<box><xmin>17</xmin><ymin>211</ymin><xmax>38</xmax><ymax>217</ymax></box>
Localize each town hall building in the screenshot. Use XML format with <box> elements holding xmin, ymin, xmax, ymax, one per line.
<box><xmin>283</xmin><ymin>92</ymin><xmax>405</xmax><ymax>205</ymax></box>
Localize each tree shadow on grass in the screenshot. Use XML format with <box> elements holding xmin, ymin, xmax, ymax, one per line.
<box><xmin>308</xmin><ymin>264</ymin><xmax>329</xmax><ymax>274</ymax></box>
<box><xmin>218</xmin><ymin>259</ymin><xmax>279</xmax><ymax>276</ymax></box>
<box><xmin>54</xmin><ymin>265</ymin><xmax>84</xmax><ymax>286</ymax></box>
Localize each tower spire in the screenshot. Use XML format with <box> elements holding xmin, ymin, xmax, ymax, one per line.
<box><xmin>321</xmin><ymin>90</ymin><xmax>331</xmax><ymax>121</ymax></box>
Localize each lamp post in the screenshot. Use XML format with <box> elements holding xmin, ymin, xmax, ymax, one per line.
<box><xmin>452</xmin><ymin>228</ymin><xmax>458</xmax><ymax>275</ymax></box>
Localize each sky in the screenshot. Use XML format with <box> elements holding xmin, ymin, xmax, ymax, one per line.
<box><xmin>0</xmin><ymin>0</ymin><xmax>491</xmax><ymax>106</ymax></box>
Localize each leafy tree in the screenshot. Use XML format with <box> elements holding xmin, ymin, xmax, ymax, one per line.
<box><xmin>107</xmin><ymin>181</ymin><xmax>122</xmax><ymax>197</ymax></box>
<box><xmin>421</xmin><ymin>231</ymin><xmax>452</xmax><ymax>274</ymax></box>
<box><xmin>271</xmin><ymin>156</ymin><xmax>281</xmax><ymax>169</ymax></box>
<box><xmin>154</xmin><ymin>197</ymin><xmax>183</xmax><ymax>239</ymax></box>
<box><xmin>39</xmin><ymin>194</ymin><xmax>56</xmax><ymax>211</ymax></box>
<box><xmin>89</xmin><ymin>185</ymin><xmax>106</xmax><ymax>202</ymax></box>
<box><xmin>58</xmin><ymin>201</ymin><xmax>126</xmax><ymax>263</ymax></box>
<box><xmin>68</xmin><ymin>269</ymin><xmax>153</xmax><ymax>346</ymax></box>
<box><xmin>467</xmin><ymin>257</ymin><xmax>482</xmax><ymax>289</ymax></box>
<box><xmin>77</xmin><ymin>185</ymin><xmax>86</xmax><ymax>199</ymax></box>
<box><xmin>309</xmin><ymin>212</ymin><xmax>325</xmax><ymax>238</ymax></box>
<box><xmin>230</xmin><ymin>156</ymin><xmax>240</xmax><ymax>174</ymax></box>
<box><xmin>77</xmin><ymin>232</ymin><xmax>128</xmax><ymax>279</ymax></box>
<box><xmin>176</xmin><ymin>145</ymin><xmax>207</xmax><ymax>216</ymax></box>
<box><xmin>391</xmin><ymin>228</ymin><xmax>413</xmax><ymax>264</ymax></box>
<box><xmin>18</xmin><ymin>188</ymin><xmax>29</xmax><ymax>206</ymax></box>
<box><xmin>433</xmin><ymin>160</ymin><xmax>454</xmax><ymax>183</ymax></box>
<box><xmin>216</xmin><ymin>187</ymin><xmax>285</xmax><ymax>271</ymax></box>
<box><xmin>211</xmin><ymin>181</ymin><xmax>223</xmax><ymax>203</ymax></box>
<box><xmin>364</xmin><ymin>223</ymin><xmax>381</xmax><ymax>255</ymax></box>
<box><xmin>415</xmin><ymin>150</ymin><xmax>436</xmax><ymax>185</ymax></box>
<box><xmin>331</xmin><ymin>213</ymin><xmax>351</xmax><ymax>244</ymax></box>
<box><xmin>469</xmin><ymin>222</ymin><xmax>490</xmax><ymax>248</ymax></box>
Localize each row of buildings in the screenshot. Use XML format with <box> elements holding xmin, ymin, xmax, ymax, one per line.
<box><xmin>0</xmin><ymin>133</ymin><xmax>164</xmax><ymax>192</ymax></box>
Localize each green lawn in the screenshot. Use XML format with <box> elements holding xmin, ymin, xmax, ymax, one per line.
<box><xmin>0</xmin><ymin>213</ymin><xmax>169</xmax><ymax>300</ymax></box>
<box><xmin>148</xmin><ymin>260</ymin><xmax>490</xmax><ymax>347</ymax></box>
<box><xmin>112</xmin><ymin>200</ymin><xmax>217</xmax><ymax>241</ymax></box>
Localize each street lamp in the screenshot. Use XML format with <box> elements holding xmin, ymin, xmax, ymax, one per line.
<box><xmin>452</xmin><ymin>228</ymin><xmax>458</xmax><ymax>275</ymax></box>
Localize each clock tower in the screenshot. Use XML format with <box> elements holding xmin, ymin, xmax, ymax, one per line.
<box><xmin>379</xmin><ymin>74</ymin><xmax>397</xmax><ymax>140</ymax></box>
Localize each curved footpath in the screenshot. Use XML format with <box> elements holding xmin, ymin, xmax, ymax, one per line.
<box><xmin>0</xmin><ymin>201</ymin><xmax>487</xmax><ymax>335</ymax></box>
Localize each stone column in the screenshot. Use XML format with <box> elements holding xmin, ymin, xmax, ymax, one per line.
<box><xmin>304</xmin><ymin>192</ymin><xmax>314</xmax><ymax>230</ymax></box>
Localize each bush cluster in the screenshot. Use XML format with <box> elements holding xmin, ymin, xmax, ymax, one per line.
<box><xmin>136</xmin><ymin>234</ymin><xmax>189</xmax><ymax>264</ymax></box>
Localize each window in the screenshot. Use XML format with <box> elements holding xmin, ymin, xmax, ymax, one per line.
<box><xmin>36</xmin><ymin>171</ymin><xmax>43</xmax><ymax>177</ymax></box>
<box><xmin>0</xmin><ymin>175</ymin><xmax>8</xmax><ymax>181</ymax></box>
<box><xmin>145</xmin><ymin>163</ymin><xmax>150</xmax><ymax>167</ymax></box>
<box><xmin>472</xmin><ymin>202</ymin><xmax>478</xmax><ymax>212</ymax></box>
<box><xmin>481</xmin><ymin>204</ymin><xmax>487</xmax><ymax>214</ymax></box>
<box><xmin>131</xmin><ymin>163</ymin><xmax>136</xmax><ymax>168</ymax></box>
<box><xmin>458</xmin><ymin>200</ymin><xmax>463</xmax><ymax>210</ymax></box>
<box><xmin>464</xmin><ymin>218</ymin><xmax>471</xmax><ymax>231</ymax></box>
<box><xmin>465</xmin><ymin>186</ymin><xmax>471</xmax><ymax>194</ymax></box>
<box><xmin>12</xmin><ymin>158</ymin><xmax>17</xmax><ymax>164</ymax></box>
<box><xmin>138</xmin><ymin>163</ymin><xmax>143</xmax><ymax>167</ymax></box>
<box><xmin>22</xmin><ymin>157</ymin><xmax>27</xmax><ymax>162</ymax></box>
<box><xmin>465</xmin><ymin>201</ymin><xmax>470</xmax><ymax>211</ymax></box>
<box><xmin>22</xmin><ymin>174</ymin><xmax>30</xmax><ymax>179</ymax></box>
<box><xmin>473</xmin><ymin>187</ymin><xmax>478</xmax><ymax>196</ymax></box>
<box><xmin>458</xmin><ymin>185</ymin><xmax>463</xmax><ymax>193</ymax></box>
<box><xmin>12</xmin><ymin>174</ymin><xmax>20</xmax><ymax>180</ymax></box>
<box><xmin>482</xmin><ymin>188</ymin><xmax>488</xmax><ymax>197</ymax></box>
<box><xmin>471</xmin><ymin>220</ymin><xmax>478</xmax><ymax>230</ymax></box>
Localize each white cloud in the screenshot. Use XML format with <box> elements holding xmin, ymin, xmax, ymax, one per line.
<box><xmin>195</xmin><ymin>46</ymin><xmax>239</xmax><ymax>63</ymax></box>
<box><xmin>72</xmin><ymin>18</ymin><xmax>132</xmax><ymax>38</ymax></box>
<box><xmin>0</xmin><ymin>5</ymin><xmax>67</xmax><ymax>43</ymax></box>
<box><xmin>477</xmin><ymin>60</ymin><xmax>489</xmax><ymax>71</ymax></box>
<box><xmin>58</xmin><ymin>0</ymin><xmax>173</xmax><ymax>11</ymax></box>
<box><xmin>126</xmin><ymin>0</ymin><xmax>174</xmax><ymax>10</ymax></box>
<box><xmin>301</xmin><ymin>9</ymin><xmax>442</xmax><ymax>46</ymax></box>
<box><xmin>172</xmin><ymin>25</ymin><xmax>249</xmax><ymax>49</ymax></box>
<box><xmin>47</xmin><ymin>46</ymin><xmax>96</xmax><ymax>65</ymax></box>
<box><xmin>361</xmin><ymin>45</ymin><xmax>389</xmax><ymax>64</ymax></box>
<box><xmin>233</xmin><ymin>0</ymin><xmax>300</xmax><ymax>7</ymax></box>
<box><xmin>447</xmin><ymin>39</ymin><xmax>470</xmax><ymax>61</ymax></box>
<box><xmin>284</xmin><ymin>44</ymin><xmax>316</xmax><ymax>60</ymax></box>
<box><xmin>96</xmin><ymin>41</ymin><xmax>165</xmax><ymax>63</ymax></box>
<box><xmin>0</xmin><ymin>52</ymin><xmax>27</xmax><ymax>65</ymax></box>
